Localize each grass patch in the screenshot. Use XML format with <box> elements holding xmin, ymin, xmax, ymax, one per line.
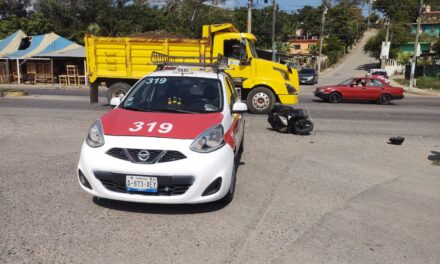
<box><xmin>395</xmin><ymin>77</ymin><xmax>440</xmax><ymax>90</ymax></box>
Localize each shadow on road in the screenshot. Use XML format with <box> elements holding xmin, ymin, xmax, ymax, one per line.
<box><xmin>93</xmin><ymin>197</ymin><xmax>229</xmax><ymax>214</ymax></box>
<box><xmin>356</xmin><ymin>63</ymin><xmax>379</xmax><ymax>71</ymax></box>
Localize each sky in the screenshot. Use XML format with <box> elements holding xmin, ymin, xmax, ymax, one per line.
<box><xmin>220</xmin><ymin>0</ymin><xmax>370</xmax><ymax>16</ymax></box>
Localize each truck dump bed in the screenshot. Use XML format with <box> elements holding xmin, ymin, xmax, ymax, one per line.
<box><xmin>85</xmin><ymin>36</ymin><xmax>213</xmax><ymax>83</ymax></box>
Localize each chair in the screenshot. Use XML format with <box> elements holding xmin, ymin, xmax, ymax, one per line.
<box><xmin>59</xmin><ymin>75</ymin><xmax>68</xmax><ymax>85</ymax></box>
<box><xmin>66</xmin><ymin>65</ymin><xmax>78</xmax><ymax>85</ymax></box>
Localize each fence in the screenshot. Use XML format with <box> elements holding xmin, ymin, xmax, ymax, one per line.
<box><xmin>405</xmin><ymin>64</ymin><xmax>440</xmax><ymax>79</ymax></box>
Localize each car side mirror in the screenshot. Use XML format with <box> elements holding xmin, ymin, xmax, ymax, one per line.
<box><xmin>232</xmin><ymin>102</ymin><xmax>247</xmax><ymax>113</ymax></box>
<box><xmin>110</xmin><ymin>96</ymin><xmax>121</xmax><ymax>107</ymax></box>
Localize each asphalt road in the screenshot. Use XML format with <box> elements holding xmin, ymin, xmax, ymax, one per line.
<box><xmin>1</xmin><ymin>31</ymin><xmax>440</xmax><ymax>264</ymax></box>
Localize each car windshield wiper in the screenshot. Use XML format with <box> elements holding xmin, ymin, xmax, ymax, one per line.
<box><xmin>152</xmin><ymin>107</ymin><xmax>198</xmax><ymax>114</ymax></box>
<box><xmin>121</xmin><ymin>106</ymin><xmax>151</xmax><ymax>112</ymax></box>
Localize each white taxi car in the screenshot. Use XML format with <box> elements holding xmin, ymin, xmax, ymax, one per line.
<box><xmin>77</xmin><ymin>66</ymin><xmax>246</xmax><ymax>204</ymax></box>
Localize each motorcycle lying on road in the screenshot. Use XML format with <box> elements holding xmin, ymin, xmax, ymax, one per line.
<box><xmin>267</xmin><ymin>104</ymin><xmax>314</xmax><ymax>135</ymax></box>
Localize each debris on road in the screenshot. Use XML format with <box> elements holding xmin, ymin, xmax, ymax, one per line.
<box><xmin>388</xmin><ymin>136</ymin><xmax>405</xmax><ymax>145</ymax></box>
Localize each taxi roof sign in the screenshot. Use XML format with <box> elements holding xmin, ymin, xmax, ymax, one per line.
<box><xmin>174</xmin><ymin>67</ymin><xmax>194</xmax><ymax>74</ymax></box>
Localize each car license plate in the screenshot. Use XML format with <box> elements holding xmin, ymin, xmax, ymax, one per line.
<box><xmin>126</xmin><ymin>175</ymin><xmax>158</xmax><ymax>193</ymax></box>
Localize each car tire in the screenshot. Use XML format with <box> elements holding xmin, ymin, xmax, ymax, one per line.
<box><xmin>107</xmin><ymin>82</ymin><xmax>131</xmax><ymax>103</ymax></box>
<box><xmin>292</xmin><ymin>118</ymin><xmax>314</xmax><ymax>135</ymax></box>
<box><xmin>218</xmin><ymin>158</ymin><xmax>237</xmax><ymax>204</ymax></box>
<box><xmin>246</xmin><ymin>86</ymin><xmax>276</xmax><ymax>114</ymax></box>
<box><xmin>328</xmin><ymin>92</ymin><xmax>342</xmax><ymax>103</ymax></box>
<box><xmin>378</xmin><ymin>94</ymin><xmax>391</xmax><ymax>105</ymax></box>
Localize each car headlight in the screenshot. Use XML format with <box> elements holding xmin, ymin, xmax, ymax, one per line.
<box><xmin>86</xmin><ymin>120</ymin><xmax>105</xmax><ymax>148</ymax></box>
<box><xmin>307</xmin><ymin>76</ymin><xmax>314</xmax><ymax>80</ymax></box>
<box><xmin>285</xmin><ymin>83</ymin><xmax>298</xmax><ymax>95</ymax></box>
<box><xmin>190</xmin><ymin>124</ymin><xmax>225</xmax><ymax>153</ymax></box>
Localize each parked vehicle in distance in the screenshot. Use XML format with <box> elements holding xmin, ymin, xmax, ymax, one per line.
<box><xmin>367</xmin><ymin>69</ymin><xmax>390</xmax><ymax>84</ymax></box>
<box><xmin>314</xmin><ymin>77</ymin><xmax>404</xmax><ymax>104</ymax></box>
<box><xmin>299</xmin><ymin>68</ymin><xmax>318</xmax><ymax>84</ymax></box>
<box><xmin>77</xmin><ymin>65</ymin><xmax>246</xmax><ymax>204</ymax></box>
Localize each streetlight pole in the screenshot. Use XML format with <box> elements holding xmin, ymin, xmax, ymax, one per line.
<box><xmin>271</xmin><ymin>0</ymin><xmax>277</xmax><ymax>61</ymax></box>
<box><xmin>409</xmin><ymin>0</ymin><xmax>424</xmax><ymax>89</ymax></box>
<box><xmin>247</xmin><ymin>0</ymin><xmax>253</xmax><ymax>33</ymax></box>
<box><xmin>317</xmin><ymin>0</ymin><xmax>328</xmax><ymax>75</ymax></box>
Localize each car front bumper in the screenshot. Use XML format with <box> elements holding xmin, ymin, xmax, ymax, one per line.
<box><xmin>77</xmin><ymin>135</ymin><xmax>235</xmax><ymax>204</ymax></box>
<box><xmin>300</xmin><ymin>78</ymin><xmax>315</xmax><ymax>84</ymax></box>
<box><xmin>313</xmin><ymin>91</ymin><xmax>329</xmax><ymax>100</ymax></box>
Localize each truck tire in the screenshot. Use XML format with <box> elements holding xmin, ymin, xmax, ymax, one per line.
<box><xmin>246</xmin><ymin>86</ymin><xmax>276</xmax><ymax>114</ymax></box>
<box><xmin>107</xmin><ymin>82</ymin><xmax>131</xmax><ymax>103</ymax></box>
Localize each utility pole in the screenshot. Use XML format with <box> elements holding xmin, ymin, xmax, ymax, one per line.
<box><xmin>317</xmin><ymin>0</ymin><xmax>328</xmax><ymax>75</ymax></box>
<box><xmin>410</xmin><ymin>0</ymin><xmax>424</xmax><ymax>89</ymax></box>
<box><xmin>367</xmin><ymin>0</ymin><xmax>371</xmax><ymax>31</ymax></box>
<box><xmin>247</xmin><ymin>0</ymin><xmax>252</xmax><ymax>33</ymax></box>
<box><xmin>271</xmin><ymin>0</ymin><xmax>277</xmax><ymax>61</ymax></box>
<box><xmin>381</xmin><ymin>19</ymin><xmax>390</xmax><ymax>69</ymax></box>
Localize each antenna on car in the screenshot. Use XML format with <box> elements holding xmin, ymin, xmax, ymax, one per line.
<box><xmin>151</xmin><ymin>52</ymin><xmax>228</xmax><ymax>73</ymax></box>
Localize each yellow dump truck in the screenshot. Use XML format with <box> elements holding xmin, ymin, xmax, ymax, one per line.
<box><xmin>85</xmin><ymin>23</ymin><xmax>299</xmax><ymax>113</ymax></box>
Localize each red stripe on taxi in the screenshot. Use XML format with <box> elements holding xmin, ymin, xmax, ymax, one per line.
<box><xmin>101</xmin><ymin>108</ymin><xmax>223</xmax><ymax>139</ymax></box>
<box><xmin>224</xmin><ymin>117</ymin><xmax>239</xmax><ymax>149</ymax></box>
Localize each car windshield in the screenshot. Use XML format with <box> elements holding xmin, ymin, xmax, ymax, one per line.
<box><xmin>372</xmin><ymin>71</ymin><xmax>387</xmax><ymax>76</ymax></box>
<box><xmin>300</xmin><ymin>69</ymin><xmax>315</xmax><ymax>74</ymax></box>
<box><xmin>339</xmin><ymin>78</ymin><xmax>354</xmax><ymax>86</ymax></box>
<box><xmin>121</xmin><ymin>76</ymin><xmax>223</xmax><ymax>113</ymax></box>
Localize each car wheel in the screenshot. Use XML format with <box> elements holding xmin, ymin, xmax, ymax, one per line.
<box><xmin>328</xmin><ymin>92</ymin><xmax>341</xmax><ymax>103</ymax></box>
<box><xmin>218</xmin><ymin>158</ymin><xmax>237</xmax><ymax>204</ymax></box>
<box><xmin>378</xmin><ymin>94</ymin><xmax>391</xmax><ymax>105</ymax></box>
<box><xmin>292</xmin><ymin>118</ymin><xmax>314</xmax><ymax>135</ymax></box>
<box><xmin>107</xmin><ymin>82</ymin><xmax>131</xmax><ymax>103</ymax></box>
<box><xmin>246</xmin><ymin>86</ymin><xmax>276</xmax><ymax>114</ymax></box>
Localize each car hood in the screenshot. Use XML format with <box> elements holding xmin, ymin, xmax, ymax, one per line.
<box><xmin>101</xmin><ymin>108</ymin><xmax>223</xmax><ymax>139</ymax></box>
<box><xmin>317</xmin><ymin>85</ymin><xmax>336</xmax><ymax>89</ymax></box>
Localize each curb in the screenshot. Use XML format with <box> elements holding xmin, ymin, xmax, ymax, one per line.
<box><xmin>1</xmin><ymin>90</ymin><xmax>28</xmax><ymax>97</ymax></box>
<box><xmin>390</xmin><ymin>78</ymin><xmax>440</xmax><ymax>97</ymax></box>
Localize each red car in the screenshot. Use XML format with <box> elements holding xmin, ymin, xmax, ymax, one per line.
<box><xmin>314</xmin><ymin>77</ymin><xmax>404</xmax><ymax>104</ymax></box>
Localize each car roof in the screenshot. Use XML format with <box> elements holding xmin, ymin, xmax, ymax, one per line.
<box><xmin>147</xmin><ymin>68</ymin><xmax>222</xmax><ymax>80</ymax></box>
<box><xmin>369</xmin><ymin>69</ymin><xmax>386</xmax><ymax>72</ymax></box>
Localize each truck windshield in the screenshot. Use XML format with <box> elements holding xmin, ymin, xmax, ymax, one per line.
<box><xmin>248</xmin><ymin>41</ymin><xmax>259</xmax><ymax>59</ymax></box>
<box><xmin>121</xmin><ymin>77</ymin><xmax>223</xmax><ymax>113</ymax></box>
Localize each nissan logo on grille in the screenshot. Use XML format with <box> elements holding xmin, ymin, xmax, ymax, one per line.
<box><xmin>137</xmin><ymin>150</ymin><xmax>150</xmax><ymax>161</ymax></box>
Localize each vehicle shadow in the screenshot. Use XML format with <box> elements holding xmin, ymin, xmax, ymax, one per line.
<box><xmin>93</xmin><ymin>197</ymin><xmax>229</xmax><ymax>214</ymax></box>
<box><xmin>356</xmin><ymin>63</ymin><xmax>379</xmax><ymax>71</ymax></box>
<box><xmin>311</xmin><ymin>99</ymin><xmax>397</xmax><ymax>105</ymax></box>
<box><xmin>93</xmin><ymin>153</ymin><xmax>246</xmax><ymax>214</ymax></box>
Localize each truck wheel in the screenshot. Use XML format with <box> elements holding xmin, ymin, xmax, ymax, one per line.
<box><xmin>107</xmin><ymin>82</ymin><xmax>131</xmax><ymax>103</ymax></box>
<box><xmin>246</xmin><ymin>86</ymin><xmax>276</xmax><ymax>114</ymax></box>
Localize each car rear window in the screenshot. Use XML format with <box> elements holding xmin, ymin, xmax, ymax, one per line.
<box><xmin>372</xmin><ymin>71</ymin><xmax>387</xmax><ymax>76</ymax></box>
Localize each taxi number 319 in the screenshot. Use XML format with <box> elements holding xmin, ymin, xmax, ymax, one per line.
<box><xmin>129</xmin><ymin>122</ymin><xmax>173</xmax><ymax>133</ymax></box>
